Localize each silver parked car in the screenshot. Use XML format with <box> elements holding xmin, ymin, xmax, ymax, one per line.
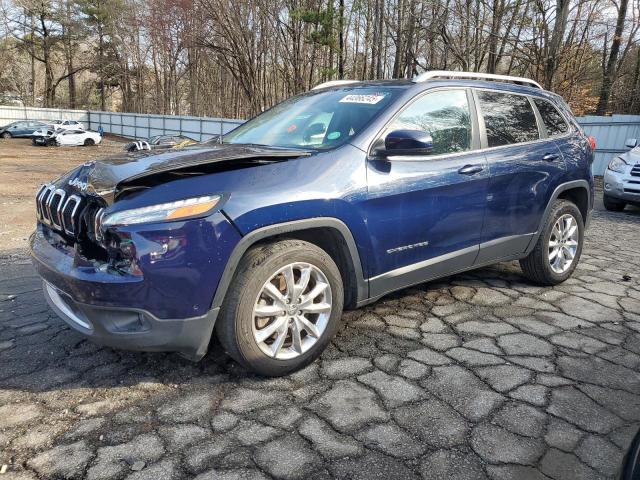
<box><xmin>603</xmin><ymin>138</ymin><xmax>640</xmax><ymax>211</ymax></box>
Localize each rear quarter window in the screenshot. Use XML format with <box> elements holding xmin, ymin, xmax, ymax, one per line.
<box><xmin>533</xmin><ymin>98</ymin><xmax>569</xmax><ymax>137</ymax></box>
<box><xmin>476</xmin><ymin>91</ymin><xmax>539</xmax><ymax>148</ymax></box>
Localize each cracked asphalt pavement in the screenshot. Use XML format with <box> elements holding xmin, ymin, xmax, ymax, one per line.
<box><xmin>2</xmin><ymin>205</ymin><xmax>640</xmax><ymax>480</ymax></box>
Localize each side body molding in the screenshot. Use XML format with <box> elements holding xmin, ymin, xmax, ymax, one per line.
<box><xmin>211</xmin><ymin>217</ymin><xmax>368</xmax><ymax>310</ymax></box>
<box><xmin>523</xmin><ymin>179</ymin><xmax>592</xmax><ymax>255</ymax></box>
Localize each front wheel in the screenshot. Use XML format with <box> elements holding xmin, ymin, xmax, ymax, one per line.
<box><xmin>603</xmin><ymin>194</ymin><xmax>626</xmax><ymax>212</ymax></box>
<box><xmin>216</xmin><ymin>239</ymin><xmax>344</xmax><ymax>376</ymax></box>
<box><xmin>519</xmin><ymin>199</ymin><xmax>584</xmax><ymax>285</ymax></box>
<box><xmin>84</xmin><ymin>138</ymin><xmax>95</xmax><ymax>146</ymax></box>
<box><xmin>1</xmin><ymin>132</ymin><xmax>11</xmax><ymax>139</ymax></box>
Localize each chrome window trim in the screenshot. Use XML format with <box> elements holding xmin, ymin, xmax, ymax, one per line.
<box><xmin>61</xmin><ymin>195</ymin><xmax>82</xmax><ymax>236</ymax></box>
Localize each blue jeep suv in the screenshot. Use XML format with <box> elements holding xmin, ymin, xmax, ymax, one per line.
<box><xmin>30</xmin><ymin>71</ymin><xmax>594</xmax><ymax>375</ymax></box>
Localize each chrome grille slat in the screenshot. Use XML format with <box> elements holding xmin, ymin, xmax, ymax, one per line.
<box><xmin>35</xmin><ymin>184</ymin><xmax>47</xmax><ymax>220</ymax></box>
<box><xmin>39</xmin><ymin>185</ymin><xmax>56</xmax><ymax>224</ymax></box>
<box><xmin>36</xmin><ymin>184</ymin><xmax>96</xmax><ymax>239</ymax></box>
<box><xmin>61</xmin><ymin>195</ymin><xmax>82</xmax><ymax>236</ymax></box>
<box><xmin>94</xmin><ymin>208</ymin><xmax>105</xmax><ymax>243</ymax></box>
<box><xmin>47</xmin><ymin>189</ymin><xmax>66</xmax><ymax>230</ymax></box>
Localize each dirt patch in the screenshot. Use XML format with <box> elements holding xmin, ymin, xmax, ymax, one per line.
<box><xmin>0</xmin><ymin>136</ymin><xmax>125</xmax><ymax>255</ymax></box>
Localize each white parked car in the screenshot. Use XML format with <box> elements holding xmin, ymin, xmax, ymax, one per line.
<box><xmin>49</xmin><ymin>119</ymin><xmax>86</xmax><ymax>131</ymax></box>
<box><xmin>603</xmin><ymin>138</ymin><xmax>640</xmax><ymax>211</ymax></box>
<box><xmin>32</xmin><ymin>127</ymin><xmax>58</xmax><ymax>146</ymax></box>
<box><xmin>56</xmin><ymin>129</ymin><xmax>102</xmax><ymax>146</ymax></box>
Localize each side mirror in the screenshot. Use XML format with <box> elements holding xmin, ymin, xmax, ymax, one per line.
<box><xmin>626</xmin><ymin>138</ymin><xmax>638</xmax><ymax>149</ymax></box>
<box><xmin>374</xmin><ymin>129</ymin><xmax>434</xmax><ymax>157</ymax></box>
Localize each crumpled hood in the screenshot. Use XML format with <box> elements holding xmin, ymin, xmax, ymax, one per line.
<box><xmin>61</xmin><ymin>143</ymin><xmax>312</xmax><ymax>204</ymax></box>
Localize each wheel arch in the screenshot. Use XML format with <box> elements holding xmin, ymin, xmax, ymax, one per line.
<box><xmin>524</xmin><ymin>179</ymin><xmax>591</xmax><ymax>255</ymax></box>
<box><xmin>211</xmin><ymin>218</ymin><xmax>368</xmax><ymax>312</ymax></box>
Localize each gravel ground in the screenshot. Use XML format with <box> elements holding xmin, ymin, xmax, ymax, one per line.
<box><xmin>1</xmin><ymin>140</ymin><xmax>640</xmax><ymax>479</ymax></box>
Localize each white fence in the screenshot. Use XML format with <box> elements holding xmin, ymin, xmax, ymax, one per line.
<box><xmin>0</xmin><ymin>106</ymin><xmax>244</xmax><ymax>142</ymax></box>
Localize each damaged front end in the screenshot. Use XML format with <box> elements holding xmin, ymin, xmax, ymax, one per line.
<box><xmin>30</xmin><ymin>143</ymin><xmax>310</xmax><ymax>358</ymax></box>
<box><xmin>33</xmin><ymin>143</ymin><xmax>310</xmax><ymax>283</ymax></box>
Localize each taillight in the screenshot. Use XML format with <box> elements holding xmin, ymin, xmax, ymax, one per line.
<box><xmin>587</xmin><ymin>135</ymin><xmax>596</xmax><ymax>151</ymax></box>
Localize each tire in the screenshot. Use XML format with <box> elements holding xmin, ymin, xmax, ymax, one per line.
<box><xmin>84</xmin><ymin>138</ymin><xmax>95</xmax><ymax>146</ymax></box>
<box><xmin>519</xmin><ymin>199</ymin><xmax>584</xmax><ymax>286</ymax></box>
<box><xmin>216</xmin><ymin>239</ymin><xmax>344</xmax><ymax>376</ymax></box>
<box><xmin>603</xmin><ymin>194</ymin><xmax>626</xmax><ymax>212</ymax></box>
<box><xmin>1</xmin><ymin>132</ymin><xmax>11</xmax><ymax>139</ymax></box>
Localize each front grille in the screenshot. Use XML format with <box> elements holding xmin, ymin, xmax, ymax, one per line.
<box><xmin>624</xmin><ymin>188</ymin><xmax>640</xmax><ymax>194</ymax></box>
<box><xmin>36</xmin><ymin>183</ymin><xmax>99</xmax><ymax>239</ymax></box>
<box><xmin>631</xmin><ymin>164</ymin><xmax>640</xmax><ymax>177</ymax></box>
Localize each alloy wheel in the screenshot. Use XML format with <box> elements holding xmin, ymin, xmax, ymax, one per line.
<box><xmin>548</xmin><ymin>213</ymin><xmax>579</xmax><ymax>274</ymax></box>
<box><xmin>252</xmin><ymin>262</ymin><xmax>332</xmax><ymax>360</ymax></box>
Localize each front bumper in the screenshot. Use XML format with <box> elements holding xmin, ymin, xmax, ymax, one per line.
<box><xmin>43</xmin><ymin>281</ymin><xmax>218</xmax><ymax>360</ymax></box>
<box><xmin>604</xmin><ymin>169</ymin><xmax>640</xmax><ymax>203</ymax></box>
<box><xmin>30</xmin><ymin>210</ymin><xmax>241</xmax><ymax>360</ymax></box>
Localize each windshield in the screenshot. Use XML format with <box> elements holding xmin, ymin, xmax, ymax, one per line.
<box><xmin>224</xmin><ymin>86</ymin><xmax>402</xmax><ymax>150</ymax></box>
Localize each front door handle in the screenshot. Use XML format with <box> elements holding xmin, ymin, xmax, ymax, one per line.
<box><xmin>543</xmin><ymin>153</ymin><xmax>559</xmax><ymax>161</ymax></box>
<box><xmin>458</xmin><ymin>164</ymin><xmax>484</xmax><ymax>175</ymax></box>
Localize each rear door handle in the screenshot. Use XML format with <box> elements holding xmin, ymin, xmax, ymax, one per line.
<box><xmin>543</xmin><ymin>153</ymin><xmax>559</xmax><ymax>161</ymax></box>
<box><xmin>458</xmin><ymin>164</ymin><xmax>484</xmax><ymax>175</ymax></box>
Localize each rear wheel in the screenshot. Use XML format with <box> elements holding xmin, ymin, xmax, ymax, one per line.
<box><xmin>603</xmin><ymin>194</ymin><xmax>626</xmax><ymax>212</ymax></box>
<box><xmin>216</xmin><ymin>239</ymin><xmax>344</xmax><ymax>376</ymax></box>
<box><xmin>84</xmin><ymin>138</ymin><xmax>95</xmax><ymax>146</ymax></box>
<box><xmin>520</xmin><ymin>199</ymin><xmax>584</xmax><ymax>285</ymax></box>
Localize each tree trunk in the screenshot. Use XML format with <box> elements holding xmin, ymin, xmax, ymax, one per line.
<box><xmin>544</xmin><ymin>0</ymin><xmax>570</xmax><ymax>90</ymax></box>
<box><xmin>338</xmin><ymin>0</ymin><xmax>345</xmax><ymax>78</ymax></box>
<box><xmin>595</xmin><ymin>0</ymin><xmax>630</xmax><ymax>115</ymax></box>
<box><xmin>98</xmin><ymin>29</ymin><xmax>106</xmax><ymax>111</ymax></box>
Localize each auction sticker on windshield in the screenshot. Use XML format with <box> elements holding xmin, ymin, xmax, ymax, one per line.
<box><xmin>339</xmin><ymin>94</ymin><xmax>386</xmax><ymax>104</ymax></box>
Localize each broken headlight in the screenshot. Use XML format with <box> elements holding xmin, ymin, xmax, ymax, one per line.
<box><xmin>102</xmin><ymin>195</ymin><xmax>221</xmax><ymax>227</ymax></box>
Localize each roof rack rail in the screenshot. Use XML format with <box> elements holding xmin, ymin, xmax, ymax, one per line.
<box><xmin>312</xmin><ymin>80</ymin><xmax>360</xmax><ymax>90</ymax></box>
<box><xmin>413</xmin><ymin>70</ymin><xmax>542</xmax><ymax>89</ymax></box>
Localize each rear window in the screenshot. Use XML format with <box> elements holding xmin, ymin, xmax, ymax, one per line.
<box><xmin>476</xmin><ymin>91</ymin><xmax>539</xmax><ymax>147</ymax></box>
<box><xmin>533</xmin><ymin>98</ymin><xmax>569</xmax><ymax>137</ymax></box>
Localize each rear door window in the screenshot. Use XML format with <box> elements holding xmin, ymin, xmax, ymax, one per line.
<box><xmin>476</xmin><ymin>91</ymin><xmax>539</xmax><ymax>147</ymax></box>
<box><xmin>533</xmin><ymin>98</ymin><xmax>569</xmax><ymax>137</ymax></box>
